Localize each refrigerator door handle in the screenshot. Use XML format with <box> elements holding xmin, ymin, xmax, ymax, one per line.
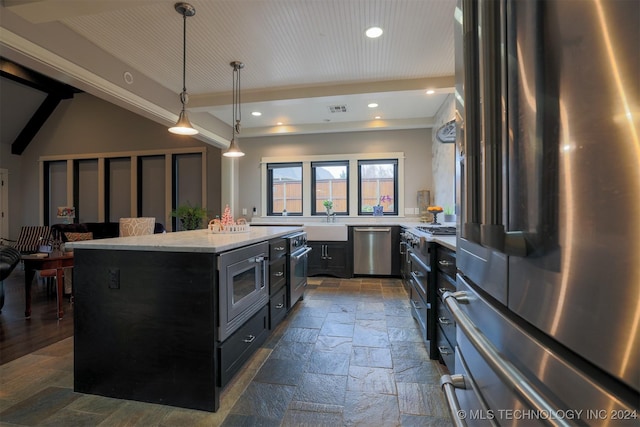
<box><xmin>440</xmin><ymin>374</ymin><xmax>470</xmax><ymax>427</ymax></box>
<box><xmin>460</xmin><ymin>0</ymin><xmax>482</xmax><ymax>245</ymax></box>
<box><xmin>443</xmin><ymin>290</ymin><xmax>572</xmax><ymax>427</ymax></box>
<box><xmin>501</xmin><ymin>0</ymin><xmax>558</xmax><ymax>258</ymax></box>
<box><xmin>478</xmin><ymin>0</ymin><xmax>507</xmax><ymax>253</ymax></box>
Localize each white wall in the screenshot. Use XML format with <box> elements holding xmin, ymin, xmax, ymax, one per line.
<box><xmin>234</xmin><ymin>128</ymin><xmax>433</xmax><ymax>219</ymax></box>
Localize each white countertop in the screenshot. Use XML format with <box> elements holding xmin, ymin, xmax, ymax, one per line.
<box><xmin>66</xmin><ymin>226</ymin><xmax>303</xmax><ymax>253</ymax></box>
<box><xmin>431</xmin><ymin>235</ymin><xmax>456</xmax><ymax>251</ymax></box>
<box><xmin>251</xmin><ymin>217</ymin><xmax>458</xmax><ymax>252</ymax></box>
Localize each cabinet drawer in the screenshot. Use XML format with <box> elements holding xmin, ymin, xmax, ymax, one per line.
<box><xmin>218</xmin><ymin>305</ymin><xmax>269</xmax><ymax>388</ymax></box>
<box><xmin>269</xmin><ymin>257</ymin><xmax>287</xmax><ymax>294</ymax></box>
<box><xmin>269</xmin><ymin>238</ymin><xmax>287</xmax><ymax>261</ymax></box>
<box><xmin>436</xmin><ymin>246</ymin><xmax>456</xmax><ymax>279</ymax></box>
<box><xmin>269</xmin><ymin>286</ymin><xmax>288</xmax><ymax>330</ymax></box>
<box><xmin>437</xmin><ymin>326</ymin><xmax>455</xmax><ymax>370</ymax></box>
<box><xmin>436</xmin><ymin>272</ymin><xmax>456</xmax><ymax>297</ymax></box>
<box><xmin>437</xmin><ymin>300</ymin><xmax>457</xmax><ymax>349</ymax></box>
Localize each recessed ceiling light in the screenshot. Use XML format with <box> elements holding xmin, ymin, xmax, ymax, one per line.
<box><xmin>276</xmin><ymin>122</ymin><xmax>283</xmax><ymax>126</ymax></box>
<box><xmin>365</xmin><ymin>27</ymin><xmax>383</xmax><ymax>38</ymax></box>
<box><xmin>374</xmin><ymin>116</ymin><xmax>381</xmax><ymax>120</ymax></box>
<box><xmin>426</xmin><ymin>89</ymin><xmax>435</xmax><ymax>95</ymax></box>
<box><xmin>368</xmin><ymin>103</ymin><xmax>379</xmax><ymax>108</ymax></box>
<box><xmin>251</xmin><ymin>111</ymin><xmax>262</xmax><ymax>116</ymax></box>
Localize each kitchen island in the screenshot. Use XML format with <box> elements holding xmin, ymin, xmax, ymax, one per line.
<box><xmin>67</xmin><ymin>226</ymin><xmax>301</xmax><ymax>412</ymax></box>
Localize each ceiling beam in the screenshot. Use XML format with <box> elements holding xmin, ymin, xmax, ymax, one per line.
<box><xmin>189</xmin><ymin>76</ymin><xmax>455</xmax><ymax>109</ymax></box>
<box><xmin>1</xmin><ymin>57</ymin><xmax>78</xmax><ymax>98</ymax></box>
<box><xmin>11</xmin><ymin>94</ymin><xmax>61</xmax><ymax>155</ymax></box>
<box><xmin>1</xmin><ymin>57</ymin><xmax>81</xmax><ymax>154</ymax></box>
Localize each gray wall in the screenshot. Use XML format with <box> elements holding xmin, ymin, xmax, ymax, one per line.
<box><xmin>0</xmin><ymin>92</ymin><xmax>221</xmax><ymax>240</ymax></box>
<box><xmin>235</xmin><ymin>128</ymin><xmax>434</xmax><ymax>218</ymax></box>
<box><xmin>431</xmin><ymin>95</ymin><xmax>456</xmax><ymax>212</ymax></box>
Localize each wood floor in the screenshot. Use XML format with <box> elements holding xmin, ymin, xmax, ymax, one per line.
<box><xmin>0</xmin><ymin>267</ymin><xmax>74</xmax><ymax>365</ymax></box>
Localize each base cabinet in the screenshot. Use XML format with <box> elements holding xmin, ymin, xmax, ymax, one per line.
<box><xmin>269</xmin><ymin>286</ymin><xmax>288</xmax><ymax>329</ymax></box>
<box><xmin>308</xmin><ymin>241</ymin><xmax>351</xmax><ymax>278</ymax></box>
<box><xmin>268</xmin><ymin>238</ymin><xmax>288</xmax><ymax>330</ymax></box>
<box><xmin>435</xmin><ymin>245</ymin><xmax>457</xmax><ymax>370</ymax></box>
<box><xmin>218</xmin><ymin>305</ymin><xmax>269</xmax><ymax>388</ymax></box>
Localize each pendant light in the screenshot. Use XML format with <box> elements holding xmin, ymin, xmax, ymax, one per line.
<box><xmin>169</xmin><ymin>2</ymin><xmax>198</xmax><ymax>136</ymax></box>
<box><xmin>223</xmin><ymin>61</ymin><xmax>246</xmax><ymax>157</ymax></box>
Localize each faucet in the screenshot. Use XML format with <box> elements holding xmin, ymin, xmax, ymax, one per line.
<box><xmin>326</xmin><ymin>212</ymin><xmax>336</xmax><ymax>223</ymax></box>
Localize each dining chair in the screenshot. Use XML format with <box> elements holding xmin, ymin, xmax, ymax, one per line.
<box><xmin>7</xmin><ymin>226</ymin><xmax>53</xmax><ymax>255</ymax></box>
<box><xmin>0</xmin><ymin>246</ymin><xmax>21</xmax><ymax>312</ymax></box>
<box><xmin>119</xmin><ymin>217</ymin><xmax>156</xmax><ymax>237</ymax></box>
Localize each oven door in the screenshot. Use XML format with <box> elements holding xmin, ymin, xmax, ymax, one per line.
<box><xmin>289</xmin><ymin>246</ymin><xmax>311</xmax><ymax>309</ymax></box>
<box><xmin>218</xmin><ymin>242</ymin><xmax>269</xmax><ymax>342</ymax></box>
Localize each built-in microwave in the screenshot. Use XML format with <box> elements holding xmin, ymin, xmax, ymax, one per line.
<box><xmin>218</xmin><ymin>242</ymin><xmax>269</xmax><ymax>342</ymax></box>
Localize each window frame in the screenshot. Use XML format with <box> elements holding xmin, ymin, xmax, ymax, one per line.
<box><xmin>261</xmin><ymin>152</ymin><xmax>404</xmax><ymax>217</ymax></box>
<box><xmin>311</xmin><ymin>160</ymin><xmax>349</xmax><ymax>216</ymax></box>
<box><xmin>267</xmin><ymin>162</ymin><xmax>303</xmax><ymax>216</ymax></box>
<box><xmin>357</xmin><ymin>159</ymin><xmax>399</xmax><ymax>216</ymax></box>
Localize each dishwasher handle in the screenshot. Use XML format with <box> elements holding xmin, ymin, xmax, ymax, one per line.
<box><xmin>354</xmin><ymin>227</ymin><xmax>391</xmax><ymax>232</ymax></box>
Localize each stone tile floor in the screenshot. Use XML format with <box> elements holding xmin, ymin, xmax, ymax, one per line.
<box><xmin>0</xmin><ymin>277</ymin><xmax>452</xmax><ymax>426</ymax></box>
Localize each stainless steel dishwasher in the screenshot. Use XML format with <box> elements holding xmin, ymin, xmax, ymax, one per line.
<box><xmin>353</xmin><ymin>227</ymin><xmax>392</xmax><ymax>275</ymax></box>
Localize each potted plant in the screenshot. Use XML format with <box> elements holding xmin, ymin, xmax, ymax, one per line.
<box><xmin>171</xmin><ymin>202</ymin><xmax>208</xmax><ymax>230</ymax></box>
<box><xmin>323</xmin><ymin>200</ymin><xmax>333</xmax><ymax>214</ymax></box>
<box><xmin>444</xmin><ymin>206</ymin><xmax>456</xmax><ymax>223</ymax></box>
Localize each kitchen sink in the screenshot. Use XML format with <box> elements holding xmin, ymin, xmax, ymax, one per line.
<box><xmin>304</xmin><ymin>224</ymin><xmax>348</xmax><ymax>241</ymax></box>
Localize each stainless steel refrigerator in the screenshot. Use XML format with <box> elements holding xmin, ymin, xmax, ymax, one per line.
<box><xmin>441</xmin><ymin>0</ymin><xmax>639</xmax><ymax>425</ymax></box>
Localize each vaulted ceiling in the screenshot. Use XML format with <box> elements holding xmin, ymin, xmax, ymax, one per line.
<box><xmin>1</xmin><ymin>0</ymin><xmax>456</xmax><ymax>150</ymax></box>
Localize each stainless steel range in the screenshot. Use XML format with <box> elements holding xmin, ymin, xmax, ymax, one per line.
<box><xmin>416</xmin><ymin>226</ymin><xmax>457</xmax><ymax>236</ymax></box>
<box><xmin>401</xmin><ymin>227</ymin><xmax>438</xmax><ymax>358</ymax></box>
<box><xmin>286</xmin><ymin>231</ymin><xmax>311</xmax><ymax>310</ymax></box>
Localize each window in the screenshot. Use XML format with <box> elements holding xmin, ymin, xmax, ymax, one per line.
<box><xmin>358</xmin><ymin>159</ymin><xmax>398</xmax><ymax>215</ymax></box>
<box><xmin>311</xmin><ymin>161</ymin><xmax>348</xmax><ymax>215</ymax></box>
<box><xmin>267</xmin><ymin>163</ymin><xmax>302</xmax><ymax>215</ymax></box>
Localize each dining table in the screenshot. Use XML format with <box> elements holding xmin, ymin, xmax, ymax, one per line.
<box><xmin>22</xmin><ymin>250</ymin><xmax>74</xmax><ymax>319</ymax></box>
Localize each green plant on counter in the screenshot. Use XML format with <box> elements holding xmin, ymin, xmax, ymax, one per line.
<box><xmin>444</xmin><ymin>206</ymin><xmax>454</xmax><ymax>215</ymax></box>
<box><xmin>171</xmin><ymin>202</ymin><xmax>208</xmax><ymax>230</ymax></box>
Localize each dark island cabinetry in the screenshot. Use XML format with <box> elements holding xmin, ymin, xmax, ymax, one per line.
<box><xmin>268</xmin><ymin>238</ymin><xmax>288</xmax><ymax>329</ymax></box>
<box><xmin>74</xmin><ymin>249</ymin><xmax>220</xmax><ymax>412</ymax></box>
<box><xmin>71</xmin><ymin>225</ymin><xmax>303</xmax><ymax>413</ymax></box>
<box><xmin>308</xmin><ymin>241</ymin><xmax>351</xmax><ymax>278</ymax></box>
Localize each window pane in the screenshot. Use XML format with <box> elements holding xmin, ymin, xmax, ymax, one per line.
<box><xmin>359</xmin><ymin>160</ymin><xmax>397</xmax><ymax>215</ymax></box>
<box><xmin>107</xmin><ymin>158</ymin><xmax>131</xmax><ymax>222</ymax></box>
<box><xmin>46</xmin><ymin>161</ymin><xmax>67</xmax><ymax>226</ymax></box>
<box><xmin>312</xmin><ymin>161</ymin><xmax>348</xmax><ymax>215</ymax></box>
<box><xmin>139</xmin><ymin>155</ymin><xmax>165</xmax><ymax>223</ymax></box>
<box><xmin>268</xmin><ymin>163</ymin><xmax>302</xmax><ymax>215</ymax></box>
<box><xmin>76</xmin><ymin>159</ymin><xmax>99</xmax><ymax>223</ymax></box>
<box><xmin>174</xmin><ymin>153</ymin><xmax>203</xmax><ymax>231</ymax></box>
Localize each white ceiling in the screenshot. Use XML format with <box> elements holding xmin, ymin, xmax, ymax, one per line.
<box><xmin>0</xmin><ymin>0</ymin><xmax>456</xmax><ymax>149</ymax></box>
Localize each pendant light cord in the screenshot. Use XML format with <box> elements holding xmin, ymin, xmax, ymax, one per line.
<box><xmin>232</xmin><ymin>63</ymin><xmax>242</xmax><ymax>135</ymax></box>
<box><xmin>181</xmin><ymin>12</ymin><xmax>187</xmax><ymax>103</ymax></box>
